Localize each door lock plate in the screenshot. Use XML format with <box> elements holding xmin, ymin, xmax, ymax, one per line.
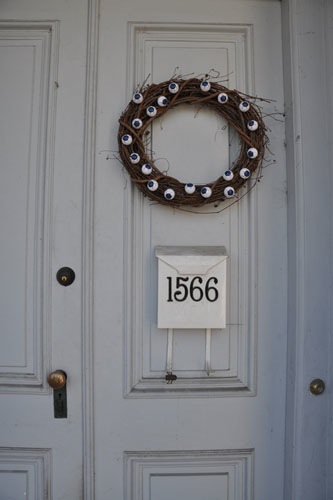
<box><xmin>53</xmin><ymin>384</ymin><xmax>68</xmax><ymax>418</ymax></box>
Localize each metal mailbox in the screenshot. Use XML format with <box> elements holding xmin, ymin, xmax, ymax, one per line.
<box><xmin>155</xmin><ymin>246</ymin><xmax>227</xmax><ymax>329</ymax></box>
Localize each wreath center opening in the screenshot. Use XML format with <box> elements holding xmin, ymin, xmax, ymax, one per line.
<box><xmin>151</xmin><ymin>104</ymin><xmax>231</xmax><ymax>185</ymax></box>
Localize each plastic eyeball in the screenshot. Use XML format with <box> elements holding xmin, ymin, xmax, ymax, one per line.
<box><xmin>121</xmin><ymin>134</ymin><xmax>133</xmax><ymax>145</ymax></box>
<box><xmin>146</xmin><ymin>106</ymin><xmax>157</xmax><ymax>117</ymax></box>
<box><xmin>132</xmin><ymin>118</ymin><xmax>143</xmax><ymax>129</ymax></box>
<box><xmin>247</xmin><ymin>147</ymin><xmax>258</xmax><ymax>159</ymax></box>
<box><xmin>164</xmin><ymin>188</ymin><xmax>175</xmax><ymax>200</ymax></box>
<box><xmin>223</xmin><ymin>170</ymin><xmax>234</xmax><ymax>181</ymax></box>
<box><xmin>240</xmin><ymin>168</ymin><xmax>251</xmax><ymax>179</ymax></box>
<box><xmin>200</xmin><ymin>186</ymin><xmax>212</xmax><ymax>198</ymax></box>
<box><xmin>130</xmin><ymin>153</ymin><xmax>140</xmax><ymax>164</ymax></box>
<box><xmin>141</xmin><ymin>163</ymin><xmax>152</xmax><ymax>175</ymax></box>
<box><xmin>147</xmin><ymin>180</ymin><xmax>158</xmax><ymax>191</ymax></box>
<box><xmin>157</xmin><ymin>96</ymin><xmax>168</xmax><ymax>107</ymax></box>
<box><xmin>200</xmin><ymin>81</ymin><xmax>211</xmax><ymax>92</ymax></box>
<box><xmin>184</xmin><ymin>183</ymin><xmax>196</xmax><ymax>194</ymax></box>
<box><xmin>224</xmin><ymin>186</ymin><xmax>235</xmax><ymax>198</ymax></box>
<box><xmin>132</xmin><ymin>92</ymin><xmax>143</xmax><ymax>104</ymax></box>
<box><xmin>239</xmin><ymin>100</ymin><xmax>250</xmax><ymax>112</ymax></box>
<box><xmin>217</xmin><ymin>93</ymin><xmax>228</xmax><ymax>104</ymax></box>
<box><xmin>247</xmin><ymin>119</ymin><xmax>259</xmax><ymax>131</ymax></box>
<box><xmin>168</xmin><ymin>82</ymin><xmax>179</xmax><ymax>94</ymax></box>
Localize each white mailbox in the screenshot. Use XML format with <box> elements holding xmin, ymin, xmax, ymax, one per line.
<box><xmin>155</xmin><ymin>246</ymin><xmax>227</xmax><ymax>329</ymax></box>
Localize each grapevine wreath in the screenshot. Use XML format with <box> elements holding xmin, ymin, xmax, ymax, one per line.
<box><xmin>118</xmin><ymin>78</ymin><xmax>267</xmax><ymax>208</ymax></box>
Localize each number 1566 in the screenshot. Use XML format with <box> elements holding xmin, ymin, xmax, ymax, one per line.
<box><xmin>166</xmin><ymin>276</ymin><xmax>219</xmax><ymax>303</ymax></box>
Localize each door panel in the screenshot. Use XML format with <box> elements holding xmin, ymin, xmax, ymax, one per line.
<box><xmin>0</xmin><ymin>23</ymin><xmax>54</xmax><ymax>389</ymax></box>
<box><xmin>94</xmin><ymin>1</ymin><xmax>286</xmax><ymax>499</ymax></box>
<box><xmin>124</xmin><ymin>24</ymin><xmax>257</xmax><ymax>395</ymax></box>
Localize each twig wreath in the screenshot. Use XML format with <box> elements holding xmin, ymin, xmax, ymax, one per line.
<box><xmin>118</xmin><ymin>77</ymin><xmax>267</xmax><ymax>208</ymax></box>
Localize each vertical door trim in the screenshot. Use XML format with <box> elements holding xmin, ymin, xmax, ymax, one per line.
<box><xmin>82</xmin><ymin>1</ymin><xmax>99</xmax><ymax>499</ymax></box>
<box><xmin>282</xmin><ymin>0</ymin><xmax>332</xmax><ymax>498</ymax></box>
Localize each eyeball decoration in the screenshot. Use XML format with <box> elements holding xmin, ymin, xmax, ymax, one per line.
<box><xmin>201</xmin><ymin>186</ymin><xmax>212</xmax><ymax>198</ymax></box>
<box><xmin>184</xmin><ymin>183</ymin><xmax>196</xmax><ymax>194</ymax></box>
<box><xmin>217</xmin><ymin>93</ymin><xmax>228</xmax><ymax>104</ymax></box>
<box><xmin>223</xmin><ymin>170</ymin><xmax>234</xmax><ymax>181</ymax></box>
<box><xmin>129</xmin><ymin>153</ymin><xmax>140</xmax><ymax>164</ymax></box>
<box><xmin>240</xmin><ymin>168</ymin><xmax>251</xmax><ymax>179</ymax></box>
<box><xmin>141</xmin><ymin>163</ymin><xmax>152</xmax><ymax>175</ymax></box>
<box><xmin>146</xmin><ymin>106</ymin><xmax>157</xmax><ymax>117</ymax></box>
<box><xmin>247</xmin><ymin>120</ymin><xmax>258</xmax><ymax>131</ymax></box>
<box><xmin>147</xmin><ymin>180</ymin><xmax>158</xmax><ymax>191</ymax></box>
<box><xmin>118</xmin><ymin>77</ymin><xmax>267</xmax><ymax>207</ymax></box>
<box><xmin>239</xmin><ymin>100</ymin><xmax>250</xmax><ymax>112</ymax></box>
<box><xmin>157</xmin><ymin>96</ymin><xmax>168</xmax><ymax>107</ymax></box>
<box><xmin>121</xmin><ymin>134</ymin><xmax>132</xmax><ymax>146</ymax></box>
<box><xmin>247</xmin><ymin>147</ymin><xmax>258</xmax><ymax>159</ymax></box>
<box><xmin>132</xmin><ymin>92</ymin><xmax>143</xmax><ymax>104</ymax></box>
<box><xmin>224</xmin><ymin>186</ymin><xmax>235</xmax><ymax>198</ymax></box>
<box><xmin>168</xmin><ymin>82</ymin><xmax>179</xmax><ymax>94</ymax></box>
<box><xmin>132</xmin><ymin>118</ymin><xmax>143</xmax><ymax>129</ymax></box>
<box><xmin>164</xmin><ymin>188</ymin><xmax>175</xmax><ymax>200</ymax></box>
<box><xmin>200</xmin><ymin>80</ymin><xmax>211</xmax><ymax>92</ymax></box>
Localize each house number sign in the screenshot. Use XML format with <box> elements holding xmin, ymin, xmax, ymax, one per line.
<box><xmin>166</xmin><ymin>276</ymin><xmax>219</xmax><ymax>303</ymax></box>
<box><xmin>155</xmin><ymin>246</ymin><xmax>227</xmax><ymax>329</ymax></box>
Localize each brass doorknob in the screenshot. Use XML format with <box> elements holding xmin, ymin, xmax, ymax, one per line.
<box><xmin>47</xmin><ymin>370</ymin><xmax>67</xmax><ymax>390</ymax></box>
<box><xmin>309</xmin><ymin>378</ymin><xmax>325</xmax><ymax>395</ymax></box>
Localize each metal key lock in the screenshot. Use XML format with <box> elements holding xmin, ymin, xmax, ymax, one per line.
<box><xmin>56</xmin><ymin>267</ymin><xmax>75</xmax><ymax>287</ymax></box>
<box><xmin>48</xmin><ymin>370</ymin><xmax>68</xmax><ymax>418</ymax></box>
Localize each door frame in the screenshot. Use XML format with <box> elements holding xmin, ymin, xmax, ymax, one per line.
<box><xmin>282</xmin><ymin>0</ymin><xmax>332</xmax><ymax>498</ymax></box>
<box><xmin>80</xmin><ymin>1</ymin><xmax>333</xmax><ymax>498</ymax></box>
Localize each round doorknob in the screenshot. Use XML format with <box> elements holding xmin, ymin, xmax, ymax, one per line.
<box><xmin>309</xmin><ymin>378</ymin><xmax>325</xmax><ymax>396</ymax></box>
<box><xmin>47</xmin><ymin>370</ymin><xmax>67</xmax><ymax>390</ymax></box>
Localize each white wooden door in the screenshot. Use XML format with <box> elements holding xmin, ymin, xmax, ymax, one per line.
<box><xmin>93</xmin><ymin>1</ymin><xmax>286</xmax><ymax>499</ymax></box>
<box><xmin>0</xmin><ymin>1</ymin><xmax>88</xmax><ymax>498</ymax></box>
<box><xmin>1</xmin><ymin>0</ymin><xmax>332</xmax><ymax>499</ymax></box>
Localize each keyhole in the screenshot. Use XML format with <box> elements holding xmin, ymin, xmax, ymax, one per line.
<box><xmin>56</xmin><ymin>267</ymin><xmax>75</xmax><ymax>286</ymax></box>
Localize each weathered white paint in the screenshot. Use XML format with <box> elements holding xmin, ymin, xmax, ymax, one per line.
<box><xmin>282</xmin><ymin>0</ymin><xmax>333</xmax><ymax>498</ymax></box>
<box><xmin>0</xmin><ymin>0</ymin><xmax>332</xmax><ymax>499</ymax></box>
<box><xmin>0</xmin><ymin>5</ymin><xmax>88</xmax><ymax>499</ymax></box>
<box><xmin>93</xmin><ymin>2</ymin><xmax>287</xmax><ymax>500</ymax></box>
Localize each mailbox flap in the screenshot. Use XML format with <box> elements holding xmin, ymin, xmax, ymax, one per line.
<box><xmin>155</xmin><ymin>246</ymin><xmax>227</xmax><ymax>275</ymax></box>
